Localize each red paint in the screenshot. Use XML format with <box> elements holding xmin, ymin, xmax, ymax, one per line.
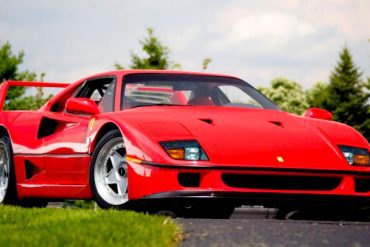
<box><xmin>65</xmin><ymin>98</ymin><xmax>100</xmax><ymax>115</ymax></box>
<box><xmin>304</xmin><ymin>108</ymin><xmax>333</xmax><ymax>121</ymax></box>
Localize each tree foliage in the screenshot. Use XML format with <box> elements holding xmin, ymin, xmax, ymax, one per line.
<box><xmin>306</xmin><ymin>81</ymin><xmax>329</xmax><ymax>108</ymax></box>
<box><xmin>5</xmin><ymin>87</ymin><xmax>53</xmax><ymax>111</ymax></box>
<box><xmin>0</xmin><ymin>42</ymin><xmax>49</xmax><ymax>110</ymax></box>
<box><xmin>309</xmin><ymin>47</ymin><xmax>370</xmax><ymax>140</ymax></box>
<box><xmin>115</xmin><ymin>28</ymin><xmax>173</xmax><ymax>70</ymax></box>
<box><xmin>259</xmin><ymin>47</ymin><xmax>369</xmax><ymax>141</ymax></box>
<box><xmin>259</xmin><ymin>77</ymin><xmax>309</xmax><ymax>115</ymax></box>
<box><xmin>115</xmin><ymin>27</ymin><xmax>210</xmax><ymax>71</ymax></box>
<box><xmin>202</xmin><ymin>57</ymin><xmax>212</xmax><ymax>71</ymax></box>
<box><xmin>131</xmin><ymin>28</ymin><xmax>169</xmax><ymax>69</ymax></box>
<box><xmin>0</xmin><ymin>42</ymin><xmax>36</xmax><ymax>99</ymax></box>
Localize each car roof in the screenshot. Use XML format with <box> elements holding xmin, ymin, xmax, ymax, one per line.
<box><xmin>81</xmin><ymin>69</ymin><xmax>240</xmax><ymax>81</ymax></box>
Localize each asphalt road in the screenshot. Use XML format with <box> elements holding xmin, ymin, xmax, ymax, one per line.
<box><xmin>178</xmin><ymin>208</ymin><xmax>370</xmax><ymax>247</ymax></box>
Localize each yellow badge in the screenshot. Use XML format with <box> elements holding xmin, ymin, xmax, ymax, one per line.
<box><xmin>276</xmin><ymin>156</ymin><xmax>284</xmax><ymax>162</ymax></box>
<box><xmin>89</xmin><ymin>117</ymin><xmax>96</xmax><ymax>130</ymax></box>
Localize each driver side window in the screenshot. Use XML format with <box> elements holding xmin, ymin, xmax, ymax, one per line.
<box><xmin>75</xmin><ymin>77</ymin><xmax>116</xmax><ymax>113</ymax></box>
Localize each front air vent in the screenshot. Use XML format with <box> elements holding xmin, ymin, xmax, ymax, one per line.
<box><xmin>199</xmin><ymin>119</ymin><xmax>213</xmax><ymax>125</ymax></box>
<box><xmin>269</xmin><ymin>121</ymin><xmax>283</xmax><ymax>128</ymax></box>
<box><xmin>178</xmin><ymin>173</ymin><xmax>201</xmax><ymax>187</ymax></box>
<box><xmin>355</xmin><ymin>178</ymin><xmax>370</xmax><ymax>193</ymax></box>
<box><xmin>222</xmin><ymin>174</ymin><xmax>341</xmax><ymax>191</ymax></box>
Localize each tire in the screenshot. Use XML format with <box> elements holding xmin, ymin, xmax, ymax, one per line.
<box><xmin>90</xmin><ymin>130</ymin><xmax>129</xmax><ymax>209</ymax></box>
<box><xmin>0</xmin><ymin>135</ymin><xmax>18</xmax><ymax>205</ymax></box>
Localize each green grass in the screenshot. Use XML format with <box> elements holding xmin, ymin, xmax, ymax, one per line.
<box><xmin>0</xmin><ymin>205</ymin><xmax>182</xmax><ymax>247</ymax></box>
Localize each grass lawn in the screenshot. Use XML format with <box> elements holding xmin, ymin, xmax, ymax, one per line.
<box><xmin>0</xmin><ymin>205</ymin><xmax>182</xmax><ymax>247</ymax></box>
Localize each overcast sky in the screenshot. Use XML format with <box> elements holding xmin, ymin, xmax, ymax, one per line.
<box><xmin>1</xmin><ymin>0</ymin><xmax>369</xmax><ymax>88</ymax></box>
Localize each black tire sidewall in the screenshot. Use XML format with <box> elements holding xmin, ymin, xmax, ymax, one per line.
<box><xmin>0</xmin><ymin>135</ymin><xmax>18</xmax><ymax>204</ymax></box>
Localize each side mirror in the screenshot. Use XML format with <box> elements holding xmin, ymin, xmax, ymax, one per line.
<box><xmin>65</xmin><ymin>98</ymin><xmax>100</xmax><ymax>115</ymax></box>
<box><xmin>303</xmin><ymin>108</ymin><xmax>332</xmax><ymax>121</ymax></box>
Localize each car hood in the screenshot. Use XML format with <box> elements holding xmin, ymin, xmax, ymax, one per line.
<box><xmin>117</xmin><ymin>106</ymin><xmax>368</xmax><ymax>171</ymax></box>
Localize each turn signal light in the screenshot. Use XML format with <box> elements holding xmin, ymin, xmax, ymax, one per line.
<box><xmin>166</xmin><ymin>149</ymin><xmax>185</xmax><ymax>160</ymax></box>
<box><xmin>354</xmin><ymin>155</ymin><xmax>369</xmax><ymax>166</ymax></box>
<box><xmin>125</xmin><ymin>155</ymin><xmax>142</xmax><ymax>164</ymax></box>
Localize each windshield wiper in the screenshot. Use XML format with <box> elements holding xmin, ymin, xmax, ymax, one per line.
<box><xmin>131</xmin><ymin>103</ymin><xmax>186</xmax><ymax>108</ymax></box>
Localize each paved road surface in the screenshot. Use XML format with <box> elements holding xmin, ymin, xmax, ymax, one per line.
<box><xmin>178</xmin><ymin>208</ymin><xmax>370</xmax><ymax>247</ymax></box>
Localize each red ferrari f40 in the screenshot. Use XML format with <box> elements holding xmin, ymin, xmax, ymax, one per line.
<box><xmin>0</xmin><ymin>70</ymin><xmax>369</xmax><ymax>218</ymax></box>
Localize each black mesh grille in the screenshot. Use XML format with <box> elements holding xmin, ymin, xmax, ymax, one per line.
<box><xmin>355</xmin><ymin>178</ymin><xmax>370</xmax><ymax>192</ymax></box>
<box><xmin>222</xmin><ymin>174</ymin><xmax>341</xmax><ymax>191</ymax></box>
<box><xmin>178</xmin><ymin>173</ymin><xmax>201</xmax><ymax>187</ymax></box>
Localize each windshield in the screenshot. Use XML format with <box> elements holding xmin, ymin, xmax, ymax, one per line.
<box><xmin>121</xmin><ymin>73</ymin><xmax>280</xmax><ymax>110</ymax></box>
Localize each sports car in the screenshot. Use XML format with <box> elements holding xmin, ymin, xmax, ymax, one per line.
<box><xmin>0</xmin><ymin>70</ymin><xmax>369</xmax><ymax>218</ymax></box>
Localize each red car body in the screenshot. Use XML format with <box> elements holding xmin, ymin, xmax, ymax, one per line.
<box><xmin>0</xmin><ymin>70</ymin><xmax>369</xmax><ymax>214</ymax></box>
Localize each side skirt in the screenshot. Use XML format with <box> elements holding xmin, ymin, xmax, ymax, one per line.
<box><xmin>13</xmin><ymin>154</ymin><xmax>93</xmax><ymax>199</ymax></box>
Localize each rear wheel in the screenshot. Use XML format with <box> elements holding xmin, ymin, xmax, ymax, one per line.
<box><xmin>90</xmin><ymin>130</ymin><xmax>129</xmax><ymax>209</ymax></box>
<box><xmin>0</xmin><ymin>136</ymin><xmax>18</xmax><ymax>205</ymax></box>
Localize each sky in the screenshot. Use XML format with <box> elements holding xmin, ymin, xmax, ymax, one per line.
<box><xmin>1</xmin><ymin>0</ymin><xmax>369</xmax><ymax>88</ymax></box>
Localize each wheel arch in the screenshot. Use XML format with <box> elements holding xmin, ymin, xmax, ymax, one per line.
<box><xmin>0</xmin><ymin>125</ymin><xmax>10</xmax><ymax>139</ymax></box>
<box><xmin>89</xmin><ymin>122</ymin><xmax>122</xmax><ymax>154</ymax></box>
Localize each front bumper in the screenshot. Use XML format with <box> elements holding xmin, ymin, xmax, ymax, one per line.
<box><xmin>127</xmin><ymin>161</ymin><xmax>370</xmax><ymax>207</ymax></box>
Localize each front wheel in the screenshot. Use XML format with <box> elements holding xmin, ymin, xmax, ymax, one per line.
<box><xmin>90</xmin><ymin>130</ymin><xmax>129</xmax><ymax>209</ymax></box>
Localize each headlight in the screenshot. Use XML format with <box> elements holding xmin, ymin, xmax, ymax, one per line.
<box><xmin>160</xmin><ymin>140</ymin><xmax>209</xmax><ymax>161</ymax></box>
<box><xmin>338</xmin><ymin>145</ymin><xmax>369</xmax><ymax>166</ymax></box>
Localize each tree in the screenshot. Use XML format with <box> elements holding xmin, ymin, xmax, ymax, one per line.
<box><xmin>0</xmin><ymin>42</ymin><xmax>49</xmax><ymax>110</ymax></box>
<box><xmin>259</xmin><ymin>77</ymin><xmax>309</xmax><ymax>115</ymax></box>
<box><xmin>131</xmin><ymin>28</ymin><xmax>169</xmax><ymax>69</ymax></box>
<box><xmin>314</xmin><ymin>47</ymin><xmax>370</xmax><ymax>141</ymax></box>
<box><xmin>202</xmin><ymin>57</ymin><xmax>212</xmax><ymax>71</ymax></box>
<box><xmin>0</xmin><ymin>42</ymin><xmax>36</xmax><ymax>98</ymax></box>
<box><xmin>306</xmin><ymin>81</ymin><xmax>330</xmax><ymax>108</ymax></box>
<box><xmin>115</xmin><ymin>28</ymin><xmax>175</xmax><ymax>70</ymax></box>
<box><xmin>115</xmin><ymin>28</ymin><xmax>210</xmax><ymax>71</ymax></box>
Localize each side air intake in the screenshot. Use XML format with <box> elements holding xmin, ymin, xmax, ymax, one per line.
<box><xmin>25</xmin><ymin>160</ymin><xmax>40</xmax><ymax>180</ymax></box>
<box><xmin>37</xmin><ymin>117</ymin><xmax>58</xmax><ymax>138</ymax></box>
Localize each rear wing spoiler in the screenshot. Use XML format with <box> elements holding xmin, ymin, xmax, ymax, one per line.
<box><xmin>0</xmin><ymin>80</ymin><xmax>69</xmax><ymax>110</ymax></box>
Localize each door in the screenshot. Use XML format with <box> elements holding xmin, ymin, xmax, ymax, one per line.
<box><xmin>19</xmin><ymin>76</ymin><xmax>117</xmax><ymax>199</ymax></box>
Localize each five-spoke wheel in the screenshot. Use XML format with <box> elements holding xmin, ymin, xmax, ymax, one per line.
<box><xmin>90</xmin><ymin>130</ymin><xmax>129</xmax><ymax>208</ymax></box>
